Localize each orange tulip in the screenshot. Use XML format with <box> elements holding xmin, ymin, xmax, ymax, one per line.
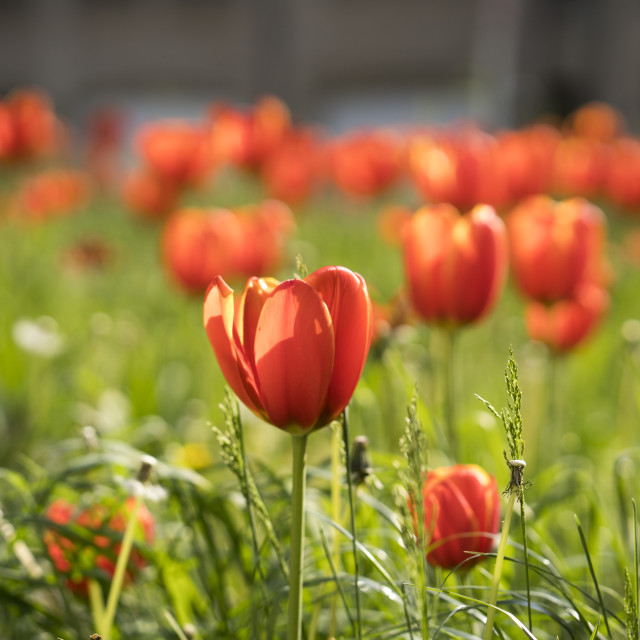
<box><xmin>137</xmin><ymin>121</ymin><xmax>214</xmax><ymax>187</ymax></box>
<box><xmin>209</xmin><ymin>96</ymin><xmax>291</xmax><ymax>171</ymax></box>
<box><xmin>567</xmin><ymin>101</ymin><xmax>623</xmax><ymax>142</ymax></box>
<box><xmin>329</xmin><ymin>130</ymin><xmax>403</xmax><ymax>199</ymax></box>
<box><xmin>1</xmin><ymin>89</ymin><xmax>61</xmax><ymax>161</ymax></box>
<box><xmin>261</xmin><ymin>130</ymin><xmax>324</xmax><ymax>205</ymax></box>
<box><xmin>552</xmin><ymin>136</ymin><xmax>607</xmax><ymax>198</ymax></box>
<box><xmin>161</xmin><ymin>207</ymin><xmax>245</xmax><ymax>292</ymax></box>
<box><xmin>403</xmin><ymin>203</ymin><xmax>508</xmax><ymax>326</ymax></box>
<box><xmin>409</xmin><ymin>129</ymin><xmax>506</xmax><ymax>210</ymax></box>
<box><xmin>507</xmin><ymin>196</ymin><xmax>605</xmax><ymax>304</ymax></box>
<box><xmin>525</xmin><ymin>281</ymin><xmax>609</xmax><ymax>353</ymax></box>
<box><xmin>419</xmin><ymin>464</ymin><xmax>500</xmax><ymax>569</ymax></box>
<box><xmin>123</xmin><ymin>169</ymin><xmax>179</xmax><ymax>220</ymax></box>
<box><xmin>8</xmin><ymin>169</ymin><xmax>91</xmax><ymax>223</ymax></box>
<box><xmin>204</xmin><ymin>266</ymin><xmax>373</xmax><ymax>434</ymax></box>
<box><xmin>603</xmin><ymin>138</ymin><xmax>640</xmax><ymax>211</ymax></box>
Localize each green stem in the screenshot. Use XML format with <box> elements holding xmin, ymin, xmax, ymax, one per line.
<box><xmin>519</xmin><ymin>498</ymin><xmax>533</xmax><ymax>632</ymax></box>
<box><xmin>101</xmin><ymin>493</ymin><xmax>143</xmax><ymax>640</ymax></box>
<box><xmin>88</xmin><ymin>579</ymin><xmax>105</xmax><ymax>635</ymax></box>
<box><xmin>287</xmin><ymin>434</ymin><xmax>308</xmax><ymax>640</ymax></box>
<box><xmin>484</xmin><ymin>490</ymin><xmax>517</xmax><ymax>640</ymax></box>
<box><xmin>330</xmin><ymin>425</ymin><xmax>342</xmax><ymax>637</ymax></box>
<box><xmin>442</xmin><ymin>327</ymin><xmax>457</xmax><ymax>459</ymax></box>
<box><xmin>342</xmin><ymin>410</ymin><xmax>362</xmax><ymax>640</ymax></box>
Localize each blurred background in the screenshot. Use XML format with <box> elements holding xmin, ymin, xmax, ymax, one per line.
<box><xmin>2</xmin><ymin>0</ymin><xmax>640</xmax><ymax>137</ymax></box>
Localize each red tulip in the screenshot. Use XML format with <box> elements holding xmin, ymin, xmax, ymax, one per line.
<box><xmin>567</xmin><ymin>101</ymin><xmax>623</xmax><ymax>142</ymax></box>
<box><xmin>123</xmin><ymin>169</ymin><xmax>179</xmax><ymax>220</ymax></box>
<box><xmin>507</xmin><ymin>196</ymin><xmax>605</xmax><ymax>304</ymax></box>
<box><xmin>419</xmin><ymin>464</ymin><xmax>500</xmax><ymax>569</ymax></box>
<box><xmin>203</xmin><ymin>266</ymin><xmax>373</xmax><ymax>434</ymax></box>
<box><xmin>329</xmin><ymin>130</ymin><xmax>403</xmax><ymax>199</ymax></box>
<box><xmin>525</xmin><ymin>281</ymin><xmax>609</xmax><ymax>353</ymax></box>
<box><xmin>209</xmin><ymin>96</ymin><xmax>291</xmax><ymax>171</ymax></box>
<box><xmin>403</xmin><ymin>203</ymin><xmax>508</xmax><ymax>326</ymax></box>
<box><xmin>137</xmin><ymin>121</ymin><xmax>214</xmax><ymax>188</ymax></box>
<box><xmin>409</xmin><ymin>129</ymin><xmax>507</xmax><ymax>210</ymax></box>
<box><xmin>9</xmin><ymin>169</ymin><xmax>91</xmax><ymax>223</ymax></box>
<box><xmin>1</xmin><ymin>89</ymin><xmax>61</xmax><ymax>161</ymax></box>
<box><xmin>603</xmin><ymin>138</ymin><xmax>640</xmax><ymax>211</ymax></box>
<box><xmin>161</xmin><ymin>207</ymin><xmax>245</xmax><ymax>292</ymax></box>
<box><xmin>552</xmin><ymin>136</ymin><xmax>607</xmax><ymax>198</ymax></box>
<box><xmin>44</xmin><ymin>496</ymin><xmax>155</xmax><ymax>595</ymax></box>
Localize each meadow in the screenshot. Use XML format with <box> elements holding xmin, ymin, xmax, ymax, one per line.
<box><xmin>0</xmin><ymin>92</ymin><xmax>639</xmax><ymax>639</ymax></box>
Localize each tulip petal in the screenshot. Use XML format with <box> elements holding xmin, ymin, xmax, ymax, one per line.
<box><xmin>203</xmin><ymin>277</ymin><xmax>263</xmax><ymax>414</ymax></box>
<box><xmin>403</xmin><ymin>204</ymin><xmax>458</xmax><ymax>322</ymax></box>
<box><xmin>304</xmin><ymin>266</ymin><xmax>373</xmax><ymax>424</ymax></box>
<box><xmin>253</xmin><ymin>279</ymin><xmax>335</xmax><ymax>431</ymax></box>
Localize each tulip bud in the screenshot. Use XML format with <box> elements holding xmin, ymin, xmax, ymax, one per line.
<box><xmin>418</xmin><ymin>464</ymin><xmax>500</xmax><ymax>569</ymax></box>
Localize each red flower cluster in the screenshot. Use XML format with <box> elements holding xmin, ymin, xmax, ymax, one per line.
<box><xmin>416</xmin><ymin>464</ymin><xmax>500</xmax><ymax>569</ymax></box>
<box><xmin>44</xmin><ymin>497</ymin><xmax>155</xmax><ymax>595</ymax></box>
<box><xmin>162</xmin><ymin>199</ymin><xmax>296</xmax><ymax>293</ymax></box>
<box><xmin>508</xmin><ymin>195</ymin><xmax>609</xmax><ymax>352</ymax></box>
<box><xmin>0</xmin><ymin>88</ymin><xmax>63</xmax><ymax>163</ymax></box>
<box><xmin>204</xmin><ymin>265</ymin><xmax>373</xmax><ymax>434</ymax></box>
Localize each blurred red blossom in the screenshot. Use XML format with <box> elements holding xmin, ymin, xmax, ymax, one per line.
<box><xmin>328</xmin><ymin>130</ymin><xmax>404</xmax><ymax>199</ymax></box>
<box><xmin>209</xmin><ymin>95</ymin><xmax>291</xmax><ymax>172</ymax></box>
<box><xmin>403</xmin><ymin>203</ymin><xmax>509</xmax><ymax>327</ymax></box>
<box><xmin>525</xmin><ymin>281</ymin><xmax>609</xmax><ymax>353</ymax></box>
<box><xmin>507</xmin><ymin>195</ymin><xmax>606</xmax><ymax>304</ymax></box>
<box><xmin>8</xmin><ymin>169</ymin><xmax>92</xmax><ymax>222</ymax></box>
<box><xmin>44</xmin><ymin>496</ymin><xmax>155</xmax><ymax>596</ymax></box>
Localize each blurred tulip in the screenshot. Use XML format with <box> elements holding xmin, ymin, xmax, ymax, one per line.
<box><xmin>567</xmin><ymin>101</ymin><xmax>623</xmax><ymax>142</ymax></box>
<box><xmin>376</xmin><ymin>204</ymin><xmax>412</xmax><ymax>246</ymax></box>
<box><xmin>493</xmin><ymin>124</ymin><xmax>560</xmax><ymax>205</ymax></box>
<box><xmin>418</xmin><ymin>464</ymin><xmax>500</xmax><ymax>569</ymax></box>
<box><xmin>8</xmin><ymin>169</ymin><xmax>91</xmax><ymax>222</ymax></box>
<box><xmin>44</xmin><ymin>496</ymin><xmax>155</xmax><ymax>596</ymax></box>
<box><xmin>261</xmin><ymin>130</ymin><xmax>324</xmax><ymax>205</ymax></box>
<box><xmin>203</xmin><ymin>265</ymin><xmax>373</xmax><ymax>434</ymax></box>
<box><xmin>234</xmin><ymin>199</ymin><xmax>296</xmax><ymax>277</ymax></box>
<box><xmin>525</xmin><ymin>281</ymin><xmax>609</xmax><ymax>353</ymax></box>
<box><xmin>209</xmin><ymin>95</ymin><xmax>291</xmax><ymax>171</ymax></box>
<box><xmin>552</xmin><ymin>136</ymin><xmax>607</xmax><ymax>198</ymax></box>
<box><xmin>507</xmin><ymin>196</ymin><xmax>606</xmax><ymax>304</ymax></box>
<box><xmin>123</xmin><ymin>170</ymin><xmax>179</xmax><ymax>220</ymax></box>
<box><xmin>403</xmin><ymin>203</ymin><xmax>508</xmax><ymax>326</ymax></box>
<box><xmin>409</xmin><ymin>129</ymin><xmax>506</xmax><ymax>210</ymax></box>
<box><xmin>603</xmin><ymin>138</ymin><xmax>640</xmax><ymax>211</ymax></box>
<box><xmin>328</xmin><ymin>130</ymin><xmax>403</xmax><ymax>199</ymax></box>
<box><xmin>161</xmin><ymin>207</ymin><xmax>244</xmax><ymax>292</ymax></box>
<box><xmin>0</xmin><ymin>89</ymin><xmax>61</xmax><ymax>162</ymax></box>
<box><xmin>137</xmin><ymin>121</ymin><xmax>214</xmax><ymax>187</ymax></box>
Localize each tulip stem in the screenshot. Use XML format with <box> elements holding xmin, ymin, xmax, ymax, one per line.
<box><xmin>483</xmin><ymin>489</ymin><xmax>517</xmax><ymax>640</ymax></box>
<box><xmin>442</xmin><ymin>327</ymin><xmax>457</xmax><ymax>459</ymax></box>
<box><xmin>101</xmin><ymin>492</ymin><xmax>143</xmax><ymax>640</ymax></box>
<box><xmin>288</xmin><ymin>434</ymin><xmax>308</xmax><ymax>640</ymax></box>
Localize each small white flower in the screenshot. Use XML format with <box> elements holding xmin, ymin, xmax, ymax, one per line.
<box><xmin>12</xmin><ymin>316</ymin><xmax>64</xmax><ymax>358</ymax></box>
